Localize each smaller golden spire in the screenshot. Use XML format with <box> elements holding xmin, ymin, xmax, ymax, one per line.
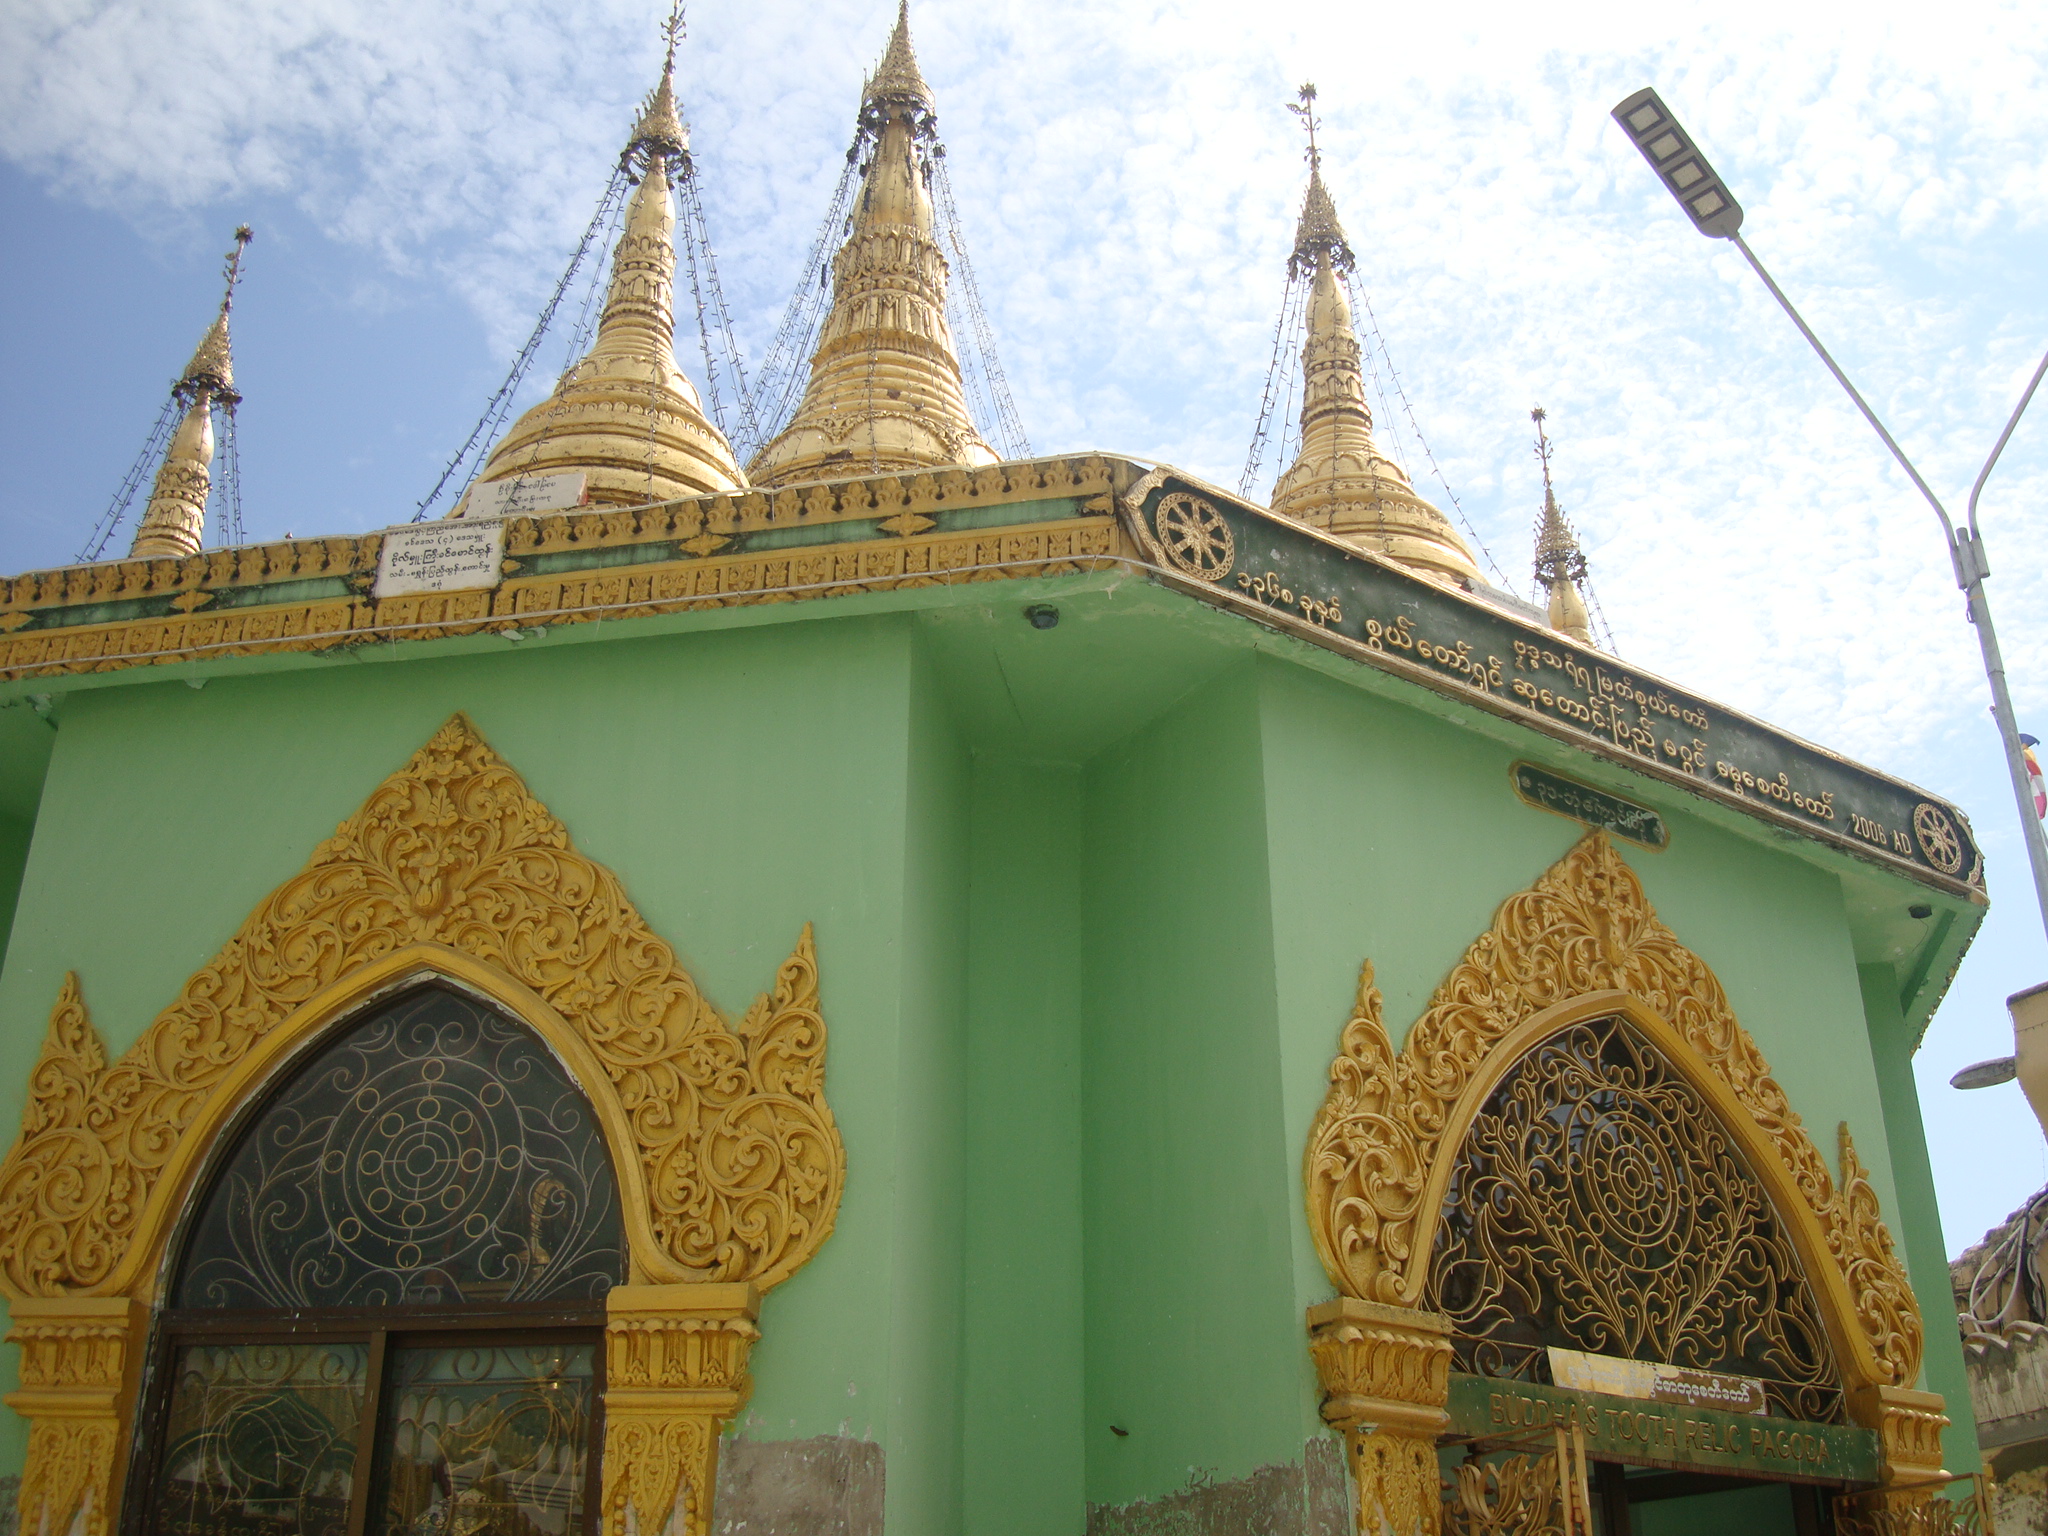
<box><xmin>461</xmin><ymin>9</ymin><xmax>743</xmax><ymax>512</ymax></box>
<box><xmin>747</xmin><ymin>0</ymin><xmax>995</xmax><ymax>486</ymax></box>
<box><xmin>131</xmin><ymin>226</ymin><xmax>250</xmax><ymax>561</ymax></box>
<box><xmin>1268</xmin><ymin>87</ymin><xmax>1479</xmax><ymax>585</ymax></box>
<box><xmin>1531</xmin><ymin>407</ymin><xmax>1593</xmax><ymax>645</ymax></box>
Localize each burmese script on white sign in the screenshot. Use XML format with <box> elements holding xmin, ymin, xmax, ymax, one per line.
<box><xmin>463</xmin><ymin>471</ymin><xmax>587</xmax><ymax>519</ymax></box>
<box><xmin>373</xmin><ymin>520</ymin><xmax>507</xmax><ymax>599</ymax></box>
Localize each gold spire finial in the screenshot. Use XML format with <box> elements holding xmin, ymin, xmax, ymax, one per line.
<box><xmin>457</xmin><ymin>17</ymin><xmax>741</xmax><ymax>513</ymax></box>
<box><xmin>863</xmin><ymin>0</ymin><xmax>932</xmax><ymax>122</ymax></box>
<box><xmin>748</xmin><ymin>0</ymin><xmax>995</xmax><ymax>486</ymax></box>
<box><xmin>1267</xmin><ymin>104</ymin><xmax>1478</xmax><ymax>585</ymax></box>
<box><xmin>625</xmin><ymin>2</ymin><xmax>689</xmax><ymax>167</ymax></box>
<box><xmin>1531</xmin><ymin>407</ymin><xmax>1594</xmax><ymax>644</ymax></box>
<box><xmin>1286</xmin><ymin>86</ymin><xmax>1352</xmax><ymax>279</ymax></box>
<box><xmin>1288</xmin><ymin>82</ymin><xmax>1322</xmax><ymax>167</ymax></box>
<box><xmin>130</xmin><ymin>226</ymin><xmax>251</xmax><ymax>560</ymax></box>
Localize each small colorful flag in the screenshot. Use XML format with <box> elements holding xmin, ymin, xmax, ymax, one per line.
<box><xmin>2023</xmin><ymin>733</ymin><xmax>2046</xmax><ymax>820</ymax></box>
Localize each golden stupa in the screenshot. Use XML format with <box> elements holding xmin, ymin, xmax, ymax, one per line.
<box><xmin>130</xmin><ymin>231</ymin><xmax>249</xmax><ymax>561</ymax></box>
<box><xmin>1268</xmin><ymin>152</ymin><xmax>1480</xmax><ymax>586</ymax></box>
<box><xmin>747</xmin><ymin>1</ymin><xmax>997</xmax><ymax>487</ymax></box>
<box><xmin>456</xmin><ymin>42</ymin><xmax>744</xmax><ymax>513</ymax></box>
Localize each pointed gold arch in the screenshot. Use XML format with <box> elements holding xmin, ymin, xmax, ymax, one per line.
<box><xmin>0</xmin><ymin>713</ymin><xmax>841</xmax><ymax>1536</ymax></box>
<box><xmin>1302</xmin><ymin>831</ymin><xmax>1947</xmax><ymax>1534</ymax></box>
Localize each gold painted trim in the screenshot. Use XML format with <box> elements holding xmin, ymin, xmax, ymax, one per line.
<box><xmin>1303</xmin><ymin>832</ymin><xmax>1932</xmax><ymax>1463</ymax></box>
<box><xmin>0</xmin><ymin>457</ymin><xmax>1124</xmax><ymax>682</ymax></box>
<box><xmin>0</xmin><ymin>714</ymin><xmax>844</xmax><ymax>1536</ymax></box>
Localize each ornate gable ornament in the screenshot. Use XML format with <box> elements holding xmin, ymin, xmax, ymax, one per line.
<box><xmin>0</xmin><ymin>713</ymin><xmax>843</xmax><ymax>1536</ymax></box>
<box><xmin>1301</xmin><ymin>831</ymin><xmax>1946</xmax><ymax>1534</ymax></box>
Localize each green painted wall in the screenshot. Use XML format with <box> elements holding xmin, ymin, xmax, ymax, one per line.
<box><xmin>876</xmin><ymin>646</ymin><xmax>971</xmax><ymax>1534</ymax></box>
<box><xmin>962</xmin><ymin>758</ymin><xmax>1086</xmax><ymax>1534</ymax></box>
<box><xmin>0</xmin><ymin>615</ymin><xmax>964</xmax><ymax>1515</ymax></box>
<box><xmin>1080</xmin><ymin>663</ymin><xmax>1314</xmax><ymax>1507</ymax></box>
<box><xmin>1862</xmin><ymin>962</ymin><xmax>1984</xmax><ymax>1476</ymax></box>
<box><xmin>1248</xmin><ymin>659</ymin><xmax>1913</xmax><ymax>1296</ymax></box>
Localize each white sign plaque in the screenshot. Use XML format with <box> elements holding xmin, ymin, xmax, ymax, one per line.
<box><xmin>373</xmin><ymin>519</ymin><xmax>508</xmax><ymax>599</ymax></box>
<box><xmin>463</xmin><ymin>471</ymin><xmax>587</xmax><ymax>519</ymax></box>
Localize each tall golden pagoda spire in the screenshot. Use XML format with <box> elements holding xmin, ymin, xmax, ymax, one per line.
<box><xmin>1267</xmin><ymin>87</ymin><xmax>1479</xmax><ymax>586</ymax></box>
<box><xmin>1531</xmin><ymin>407</ymin><xmax>1593</xmax><ymax>644</ymax></box>
<box><xmin>458</xmin><ymin>9</ymin><xmax>744</xmax><ymax>514</ymax></box>
<box><xmin>131</xmin><ymin>228</ymin><xmax>249</xmax><ymax>561</ymax></box>
<box><xmin>747</xmin><ymin>0</ymin><xmax>997</xmax><ymax>487</ymax></box>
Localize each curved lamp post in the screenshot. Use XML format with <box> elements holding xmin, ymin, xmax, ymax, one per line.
<box><xmin>1612</xmin><ymin>87</ymin><xmax>2048</xmax><ymax>946</ymax></box>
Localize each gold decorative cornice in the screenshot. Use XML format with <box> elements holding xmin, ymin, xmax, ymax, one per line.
<box><xmin>1308</xmin><ymin>1298</ymin><xmax>1452</xmax><ymax>1536</ymax></box>
<box><xmin>3</xmin><ymin>1297</ymin><xmax>144</xmax><ymax>1536</ymax></box>
<box><xmin>1302</xmin><ymin>831</ymin><xmax>1926</xmax><ymax>1397</ymax></box>
<box><xmin>0</xmin><ymin>455</ymin><xmax>1123</xmax><ymax>682</ymax></box>
<box><xmin>605</xmin><ymin>1282</ymin><xmax>760</xmax><ymax>1536</ymax></box>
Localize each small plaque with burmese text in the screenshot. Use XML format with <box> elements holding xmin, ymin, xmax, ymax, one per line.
<box><xmin>373</xmin><ymin>520</ymin><xmax>507</xmax><ymax>600</ymax></box>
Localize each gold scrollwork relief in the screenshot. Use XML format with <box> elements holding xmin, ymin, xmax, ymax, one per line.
<box><xmin>1302</xmin><ymin>831</ymin><xmax>1923</xmax><ymax>1396</ymax></box>
<box><xmin>1307</xmin><ymin>1298</ymin><xmax>1453</xmax><ymax>1536</ymax></box>
<box><xmin>1444</xmin><ymin>1452</ymin><xmax>1562</xmax><ymax>1536</ymax></box>
<box><xmin>0</xmin><ymin>714</ymin><xmax>844</xmax><ymax>1536</ymax></box>
<box><xmin>1303</xmin><ymin>830</ymin><xmax>1940</xmax><ymax>1534</ymax></box>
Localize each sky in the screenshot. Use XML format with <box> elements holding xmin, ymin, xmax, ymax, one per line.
<box><xmin>2</xmin><ymin>0</ymin><xmax>2048</xmax><ymax>1257</ymax></box>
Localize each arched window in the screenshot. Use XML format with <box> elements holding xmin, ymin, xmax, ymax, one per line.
<box><xmin>136</xmin><ymin>984</ymin><xmax>624</xmax><ymax>1536</ymax></box>
<box><xmin>1424</xmin><ymin>1014</ymin><xmax>1844</xmax><ymax>1424</ymax></box>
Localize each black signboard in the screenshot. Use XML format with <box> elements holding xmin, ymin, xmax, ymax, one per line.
<box><xmin>1123</xmin><ymin>470</ymin><xmax>1983</xmax><ymax>895</ymax></box>
<box><xmin>1513</xmin><ymin>763</ymin><xmax>1669</xmax><ymax>850</ymax></box>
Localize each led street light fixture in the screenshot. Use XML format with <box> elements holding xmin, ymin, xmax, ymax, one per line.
<box><xmin>1611</xmin><ymin>87</ymin><xmax>1744</xmax><ymax>239</ymax></box>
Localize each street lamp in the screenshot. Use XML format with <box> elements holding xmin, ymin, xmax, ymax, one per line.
<box><xmin>1612</xmin><ymin>86</ymin><xmax>2048</xmax><ymax>944</ymax></box>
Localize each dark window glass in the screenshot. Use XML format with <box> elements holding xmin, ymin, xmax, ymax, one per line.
<box><xmin>174</xmin><ymin>988</ymin><xmax>623</xmax><ymax>1308</ymax></box>
<box><xmin>154</xmin><ymin>1340</ymin><xmax>367</xmax><ymax>1536</ymax></box>
<box><xmin>370</xmin><ymin>1342</ymin><xmax>597</xmax><ymax>1536</ymax></box>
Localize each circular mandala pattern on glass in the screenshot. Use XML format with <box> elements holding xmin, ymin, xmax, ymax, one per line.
<box><xmin>175</xmin><ymin>986</ymin><xmax>622</xmax><ymax>1308</ymax></box>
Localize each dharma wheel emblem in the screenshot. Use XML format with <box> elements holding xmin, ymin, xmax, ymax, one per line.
<box><xmin>1154</xmin><ymin>492</ymin><xmax>1234</xmax><ymax>583</ymax></box>
<box><xmin>1912</xmin><ymin>802</ymin><xmax>1965</xmax><ymax>875</ymax></box>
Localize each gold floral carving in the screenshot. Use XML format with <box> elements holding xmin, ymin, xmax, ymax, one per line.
<box><xmin>0</xmin><ymin>456</ymin><xmax>1126</xmax><ymax>682</ymax></box>
<box><xmin>1443</xmin><ymin>1452</ymin><xmax>1562</xmax><ymax>1536</ymax></box>
<box><xmin>1308</xmin><ymin>1299</ymin><xmax>1452</xmax><ymax>1536</ymax></box>
<box><xmin>1837</xmin><ymin>1489</ymin><xmax>1984</xmax><ymax>1536</ymax></box>
<box><xmin>0</xmin><ymin>714</ymin><xmax>845</xmax><ymax>1536</ymax></box>
<box><xmin>1301</xmin><ymin>830</ymin><xmax>1924</xmax><ymax>1399</ymax></box>
<box><xmin>0</xmin><ymin>713</ymin><xmax>843</xmax><ymax>1299</ymax></box>
<box><xmin>603</xmin><ymin>1283</ymin><xmax>760</xmax><ymax>1536</ymax></box>
<box><xmin>3</xmin><ymin>1297</ymin><xmax>143</xmax><ymax>1536</ymax></box>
